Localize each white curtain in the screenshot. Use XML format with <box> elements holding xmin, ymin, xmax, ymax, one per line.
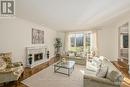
<box><xmin>91</xmin><ymin>30</ymin><xmax>98</xmax><ymax>56</ymax></box>
<box><xmin>64</xmin><ymin>32</ymin><xmax>69</xmax><ymax>52</ymax></box>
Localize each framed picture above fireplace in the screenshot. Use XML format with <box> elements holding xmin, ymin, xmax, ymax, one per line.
<box><xmin>32</xmin><ymin>28</ymin><xmax>44</xmax><ymax>44</ymax></box>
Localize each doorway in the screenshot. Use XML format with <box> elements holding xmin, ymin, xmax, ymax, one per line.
<box><xmin>118</xmin><ymin>23</ymin><xmax>129</xmax><ymax>67</ymax></box>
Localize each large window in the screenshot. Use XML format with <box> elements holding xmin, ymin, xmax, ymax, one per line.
<box><xmin>76</xmin><ymin>33</ymin><xmax>84</xmax><ymax>47</ymax></box>
<box><xmin>69</xmin><ymin>33</ymin><xmax>84</xmax><ymax>51</ymax></box>
<box><xmin>68</xmin><ymin>31</ymin><xmax>97</xmax><ymax>56</ymax></box>
<box><xmin>69</xmin><ymin>32</ymin><xmax>92</xmax><ymax>52</ymax></box>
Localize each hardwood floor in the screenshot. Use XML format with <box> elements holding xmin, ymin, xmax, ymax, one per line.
<box><xmin>1</xmin><ymin>58</ymin><xmax>130</xmax><ymax>87</ymax></box>
<box><xmin>112</xmin><ymin>61</ymin><xmax>130</xmax><ymax>87</ymax></box>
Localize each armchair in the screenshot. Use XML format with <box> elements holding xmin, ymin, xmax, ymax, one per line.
<box><xmin>0</xmin><ymin>53</ymin><xmax>24</xmax><ymax>85</ymax></box>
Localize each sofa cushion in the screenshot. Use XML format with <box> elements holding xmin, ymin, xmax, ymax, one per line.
<box><xmin>99</xmin><ymin>56</ymin><xmax>105</xmax><ymax>61</ymax></box>
<box><xmin>85</xmin><ymin>69</ymin><xmax>97</xmax><ymax>76</ymax></box>
<box><xmin>69</xmin><ymin>52</ymin><xmax>75</xmax><ymax>57</ymax></box>
<box><xmin>86</xmin><ymin>61</ymin><xmax>99</xmax><ymax>72</ymax></box>
<box><xmin>96</xmin><ymin>66</ymin><xmax>108</xmax><ymax>78</ymax></box>
<box><xmin>91</xmin><ymin>57</ymin><xmax>102</xmax><ymax>68</ymax></box>
<box><xmin>86</xmin><ymin>57</ymin><xmax>103</xmax><ymax>72</ymax></box>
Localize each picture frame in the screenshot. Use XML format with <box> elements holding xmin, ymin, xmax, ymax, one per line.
<box><xmin>32</xmin><ymin>28</ymin><xmax>44</xmax><ymax>44</ymax></box>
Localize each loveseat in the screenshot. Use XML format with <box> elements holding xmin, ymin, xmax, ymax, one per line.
<box><xmin>84</xmin><ymin>56</ymin><xmax>123</xmax><ymax>87</ymax></box>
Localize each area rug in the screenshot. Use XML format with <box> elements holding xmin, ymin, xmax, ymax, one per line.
<box><xmin>22</xmin><ymin>65</ymin><xmax>85</xmax><ymax>87</ymax></box>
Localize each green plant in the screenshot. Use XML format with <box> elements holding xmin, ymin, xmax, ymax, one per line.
<box><xmin>54</xmin><ymin>38</ymin><xmax>62</xmax><ymax>54</ymax></box>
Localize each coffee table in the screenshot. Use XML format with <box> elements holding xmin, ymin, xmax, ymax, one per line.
<box><xmin>54</xmin><ymin>61</ymin><xmax>75</xmax><ymax>76</ymax></box>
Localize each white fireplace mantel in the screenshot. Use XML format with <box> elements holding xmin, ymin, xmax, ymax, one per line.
<box><xmin>26</xmin><ymin>46</ymin><xmax>48</xmax><ymax>68</ymax></box>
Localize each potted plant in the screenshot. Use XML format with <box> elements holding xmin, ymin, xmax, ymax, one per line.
<box><xmin>54</xmin><ymin>38</ymin><xmax>62</xmax><ymax>61</ymax></box>
<box><xmin>54</xmin><ymin>38</ymin><xmax>62</xmax><ymax>54</ymax></box>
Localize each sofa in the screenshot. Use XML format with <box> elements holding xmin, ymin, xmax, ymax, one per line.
<box><xmin>65</xmin><ymin>51</ymin><xmax>86</xmax><ymax>65</ymax></box>
<box><xmin>0</xmin><ymin>53</ymin><xmax>24</xmax><ymax>84</ymax></box>
<box><xmin>84</xmin><ymin>56</ymin><xmax>123</xmax><ymax>87</ymax></box>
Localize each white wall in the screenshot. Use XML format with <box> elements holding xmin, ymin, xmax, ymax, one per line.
<box><xmin>98</xmin><ymin>10</ymin><xmax>130</xmax><ymax>61</ymax></box>
<box><xmin>98</xmin><ymin>26</ymin><xmax>118</xmax><ymax>61</ymax></box>
<box><xmin>0</xmin><ymin>17</ymin><xmax>57</xmax><ymax>66</ymax></box>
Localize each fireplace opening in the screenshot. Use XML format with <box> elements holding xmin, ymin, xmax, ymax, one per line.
<box><xmin>34</xmin><ymin>53</ymin><xmax>43</xmax><ymax>62</ymax></box>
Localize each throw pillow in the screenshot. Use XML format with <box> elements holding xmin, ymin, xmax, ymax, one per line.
<box><xmin>2</xmin><ymin>56</ymin><xmax>12</xmax><ymax>64</ymax></box>
<box><xmin>0</xmin><ymin>57</ymin><xmax>7</xmax><ymax>70</ymax></box>
<box><xmin>6</xmin><ymin>63</ymin><xmax>14</xmax><ymax>68</ymax></box>
<box><xmin>69</xmin><ymin>52</ymin><xmax>75</xmax><ymax>57</ymax></box>
<box><xmin>2</xmin><ymin>56</ymin><xmax>12</xmax><ymax>69</ymax></box>
<box><xmin>107</xmin><ymin>71</ymin><xmax>123</xmax><ymax>82</ymax></box>
<box><xmin>99</xmin><ymin>56</ymin><xmax>105</xmax><ymax>60</ymax></box>
<box><xmin>76</xmin><ymin>52</ymin><xmax>80</xmax><ymax>57</ymax></box>
<box><xmin>92</xmin><ymin>57</ymin><xmax>102</xmax><ymax>68</ymax></box>
<box><xmin>96</xmin><ymin>66</ymin><xmax>108</xmax><ymax>78</ymax></box>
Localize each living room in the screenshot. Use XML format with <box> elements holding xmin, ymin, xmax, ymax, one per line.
<box><xmin>0</xmin><ymin>0</ymin><xmax>130</xmax><ymax>87</ymax></box>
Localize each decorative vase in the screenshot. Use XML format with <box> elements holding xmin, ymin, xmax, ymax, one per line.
<box><xmin>28</xmin><ymin>54</ymin><xmax>32</xmax><ymax>65</ymax></box>
<box><xmin>47</xmin><ymin>51</ymin><xmax>49</xmax><ymax>59</ymax></box>
<box><xmin>29</xmin><ymin>57</ymin><xmax>32</xmax><ymax>65</ymax></box>
<box><xmin>62</xmin><ymin>58</ymin><xmax>66</xmax><ymax>63</ymax></box>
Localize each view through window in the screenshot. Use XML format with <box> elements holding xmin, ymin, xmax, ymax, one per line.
<box><xmin>69</xmin><ymin>32</ymin><xmax>92</xmax><ymax>52</ymax></box>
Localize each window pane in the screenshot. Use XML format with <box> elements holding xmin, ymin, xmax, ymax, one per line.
<box><xmin>76</xmin><ymin>33</ymin><xmax>84</xmax><ymax>47</ymax></box>
<box><xmin>70</xmin><ymin>37</ymin><xmax>75</xmax><ymax>47</ymax></box>
<box><xmin>70</xmin><ymin>34</ymin><xmax>75</xmax><ymax>47</ymax></box>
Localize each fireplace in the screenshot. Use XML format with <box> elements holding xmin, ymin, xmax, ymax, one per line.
<box><xmin>26</xmin><ymin>46</ymin><xmax>48</xmax><ymax>68</ymax></box>
<box><xmin>34</xmin><ymin>53</ymin><xmax>43</xmax><ymax>62</ymax></box>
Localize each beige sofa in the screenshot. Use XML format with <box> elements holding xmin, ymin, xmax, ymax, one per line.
<box><xmin>84</xmin><ymin>57</ymin><xmax>123</xmax><ymax>87</ymax></box>
<box><xmin>65</xmin><ymin>51</ymin><xmax>86</xmax><ymax>65</ymax></box>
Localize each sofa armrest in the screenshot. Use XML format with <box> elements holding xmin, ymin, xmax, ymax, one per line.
<box><xmin>84</xmin><ymin>75</ymin><xmax>117</xmax><ymax>86</ymax></box>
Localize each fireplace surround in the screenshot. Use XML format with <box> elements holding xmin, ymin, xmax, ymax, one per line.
<box><xmin>26</xmin><ymin>46</ymin><xmax>48</xmax><ymax>68</ymax></box>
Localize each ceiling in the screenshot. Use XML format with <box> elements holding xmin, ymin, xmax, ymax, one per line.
<box><xmin>16</xmin><ymin>0</ymin><xmax>130</xmax><ymax>32</ymax></box>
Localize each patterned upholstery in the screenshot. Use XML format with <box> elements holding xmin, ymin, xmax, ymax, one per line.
<box><xmin>2</xmin><ymin>56</ymin><xmax>12</xmax><ymax>64</ymax></box>
<box><xmin>0</xmin><ymin>58</ymin><xmax>6</xmax><ymax>70</ymax></box>
<box><xmin>0</xmin><ymin>52</ymin><xmax>24</xmax><ymax>84</ymax></box>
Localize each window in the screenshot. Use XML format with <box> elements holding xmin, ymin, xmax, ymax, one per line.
<box><xmin>69</xmin><ymin>33</ymin><xmax>84</xmax><ymax>51</ymax></box>
<box><xmin>76</xmin><ymin>33</ymin><xmax>84</xmax><ymax>47</ymax></box>
<box><xmin>69</xmin><ymin>32</ymin><xmax>92</xmax><ymax>52</ymax></box>
<box><xmin>68</xmin><ymin>31</ymin><xmax>97</xmax><ymax>55</ymax></box>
